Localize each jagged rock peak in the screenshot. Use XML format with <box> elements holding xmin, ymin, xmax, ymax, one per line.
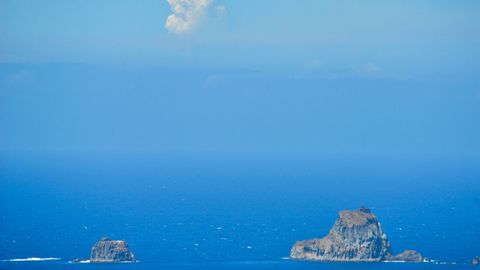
<box><xmin>90</xmin><ymin>237</ymin><xmax>135</xmax><ymax>263</ymax></box>
<box><xmin>338</xmin><ymin>207</ymin><xmax>377</xmax><ymax>227</ymax></box>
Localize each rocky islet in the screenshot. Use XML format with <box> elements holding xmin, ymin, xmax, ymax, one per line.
<box><xmin>290</xmin><ymin>207</ymin><xmax>425</xmax><ymax>262</ymax></box>
<box><xmin>89</xmin><ymin>237</ymin><xmax>135</xmax><ymax>263</ymax></box>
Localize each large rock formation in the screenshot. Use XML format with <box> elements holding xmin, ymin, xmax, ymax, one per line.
<box><xmin>473</xmin><ymin>256</ymin><xmax>480</xmax><ymax>266</ymax></box>
<box><xmin>90</xmin><ymin>237</ymin><xmax>135</xmax><ymax>263</ymax></box>
<box><xmin>290</xmin><ymin>207</ymin><xmax>424</xmax><ymax>262</ymax></box>
<box><xmin>290</xmin><ymin>207</ymin><xmax>391</xmax><ymax>261</ymax></box>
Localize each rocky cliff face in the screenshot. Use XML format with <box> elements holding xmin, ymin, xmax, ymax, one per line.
<box><xmin>90</xmin><ymin>237</ymin><xmax>135</xmax><ymax>263</ymax></box>
<box><xmin>473</xmin><ymin>256</ymin><xmax>480</xmax><ymax>266</ymax></box>
<box><xmin>290</xmin><ymin>207</ymin><xmax>425</xmax><ymax>262</ymax></box>
<box><xmin>290</xmin><ymin>207</ymin><xmax>391</xmax><ymax>262</ymax></box>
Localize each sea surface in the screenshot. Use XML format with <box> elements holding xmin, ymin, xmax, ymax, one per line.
<box><xmin>0</xmin><ymin>260</ymin><xmax>473</xmax><ymax>270</ymax></box>
<box><xmin>1</xmin><ymin>152</ymin><xmax>479</xmax><ymax>269</ymax></box>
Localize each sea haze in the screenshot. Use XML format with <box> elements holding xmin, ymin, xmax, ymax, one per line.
<box><xmin>1</xmin><ymin>152</ymin><xmax>479</xmax><ymax>266</ymax></box>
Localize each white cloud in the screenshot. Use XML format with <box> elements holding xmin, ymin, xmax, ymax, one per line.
<box><xmin>352</xmin><ymin>63</ymin><xmax>383</xmax><ymax>77</ymax></box>
<box><xmin>165</xmin><ymin>0</ymin><xmax>213</xmax><ymax>34</ymax></box>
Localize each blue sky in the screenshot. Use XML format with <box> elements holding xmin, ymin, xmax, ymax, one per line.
<box><xmin>1</xmin><ymin>0</ymin><xmax>479</xmax><ymax>72</ymax></box>
<box><xmin>1</xmin><ymin>0</ymin><xmax>480</xmax><ymax>157</ymax></box>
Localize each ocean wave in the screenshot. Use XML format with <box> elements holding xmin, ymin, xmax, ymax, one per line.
<box><xmin>3</xmin><ymin>257</ymin><xmax>61</xmax><ymax>262</ymax></box>
<box><xmin>69</xmin><ymin>259</ymin><xmax>90</xmax><ymax>264</ymax></box>
<box><xmin>69</xmin><ymin>260</ymin><xmax>138</xmax><ymax>264</ymax></box>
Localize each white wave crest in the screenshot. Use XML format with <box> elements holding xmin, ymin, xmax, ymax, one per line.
<box><xmin>3</xmin><ymin>257</ymin><xmax>61</xmax><ymax>262</ymax></box>
<box><xmin>69</xmin><ymin>259</ymin><xmax>90</xmax><ymax>264</ymax></box>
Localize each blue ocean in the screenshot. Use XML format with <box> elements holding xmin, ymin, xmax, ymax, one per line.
<box><xmin>1</xmin><ymin>153</ymin><xmax>479</xmax><ymax>269</ymax></box>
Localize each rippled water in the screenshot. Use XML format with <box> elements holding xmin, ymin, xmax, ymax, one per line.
<box><xmin>0</xmin><ymin>260</ymin><xmax>473</xmax><ymax>270</ymax></box>
<box><xmin>1</xmin><ymin>154</ymin><xmax>479</xmax><ymax>269</ymax></box>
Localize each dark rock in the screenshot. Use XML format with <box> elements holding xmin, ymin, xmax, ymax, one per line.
<box><xmin>90</xmin><ymin>237</ymin><xmax>135</xmax><ymax>263</ymax></box>
<box><xmin>290</xmin><ymin>207</ymin><xmax>392</xmax><ymax>262</ymax></box>
<box><xmin>473</xmin><ymin>256</ymin><xmax>480</xmax><ymax>266</ymax></box>
<box><xmin>390</xmin><ymin>249</ymin><xmax>426</xmax><ymax>262</ymax></box>
<box><xmin>290</xmin><ymin>207</ymin><xmax>426</xmax><ymax>263</ymax></box>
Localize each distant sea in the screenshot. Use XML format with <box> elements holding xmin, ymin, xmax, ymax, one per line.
<box><xmin>0</xmin><ymin>260</ymin><xmax>473</xmax><ymax>270</ymax></box>
<box><xmin>1</xmin><ymin>152</ymin><xmax>479</xmax><ymax>269</ymax></box>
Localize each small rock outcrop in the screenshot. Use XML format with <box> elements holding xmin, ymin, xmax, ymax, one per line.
<box><xmin>473</xmin><ymin>256</ymin><xmax>480</xmax><ymax>266</ymax></box>
<box><xmin>290</xmin><ymin>207</ymin><xmax>425</xmax><ymax>262</ymax></box>
<box><xmin>290</xmin><ymin>207</ymin><xmax>391</xmax><ymax>262</ymax></box>
<box><xmin>390</xmin><ymin>249</ymin><xmax>425</xmax><ymax>262</ymax></box>
<box><xmin>90</xmin><ymin>237</ymin><xmax>135</xmax><ymax>263</ymax></box>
